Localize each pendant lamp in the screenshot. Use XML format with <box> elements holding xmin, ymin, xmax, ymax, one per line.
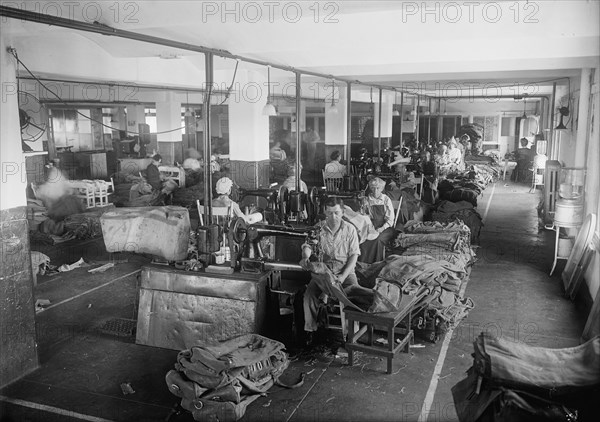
<box><xmin>263</xmin><ymin>65</ymin><xmax>277</xmax><ymax>116</ymax></box>
<box><xmin>184</xmin><ymin>91</ymin><xmax>193</xmax><ymax>117</ymax></box>
<box><xmin>329</xmin><ymin>79</ymin><xmax>338</xmax><ymax>114</ymax></box>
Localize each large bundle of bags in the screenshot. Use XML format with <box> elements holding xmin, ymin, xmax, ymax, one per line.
<box><xmin>431</xmin><ymin>200</ymin><xmax>483</xmax><ymax>244</ymax></box>
<box><xmin>100</xmin><ymin>206</ymin><xmax>190</xmax><ymax>261</ymax></box>
<box><xmin>165</xmin><ymin>334</ymin><xmax>302</xmax><ymax>422</ymax></box>
<box><xmin>452</xmin><ymin>332</ymin><xmax>600</xmax><ymax>422</ymax></box>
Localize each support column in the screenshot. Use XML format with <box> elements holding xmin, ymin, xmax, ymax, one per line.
<box><xmin>373</xmin><ymin>91</ymin><xmax>394</xmax><ymax>154</ymax></box>
<box><xmin>126</xmin><ymin>104</ymin><xmax>146</xmax><ymax>134</ymax></box>
<box><xmin>324</xmin><ymin>84</ymin><xmax>348</xmax><ymax>167</ymax></box>
<box><xmin>228</xmin><ymin>70</ymin><xmax>270</xmax><ymax>190</ymax></box>
<box><xmin>156</xmin><ymin>92</ymin><xmax>183</xmax><ymax>164</ymax></box>
<box><xmin>575</xmin><ymin>69</ymin><xmax>592</xmax><ymax>167</ymax></box>
<box><xmin>0</xmin><ymin>24</ymin><xmax>39</xmax><ymax>388</ymax></box>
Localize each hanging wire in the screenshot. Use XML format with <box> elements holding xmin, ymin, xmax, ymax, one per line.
<box><xmin>219</xmin><ymin>58</ymin><xmax>239</xmax><ymax>106</ymax></box>
<box><xmin>9</xmin><ymin>48</ymin><xmax>194</xmax><ymax>136</ymax></box>
<box><xmin>13</xmin><ymin>49</ymin><xmax>47</xmax><ymax>143</ymax></box>
<box><xmin>330</xmin><ymin>78</ymin><xmax>336</xmax><ymax>108</ymax></box>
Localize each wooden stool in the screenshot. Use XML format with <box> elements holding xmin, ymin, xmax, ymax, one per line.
<box><xmin>345</xmin><ymin>308</ymin><xmax>413</xmax><ymax>374</ymax></box>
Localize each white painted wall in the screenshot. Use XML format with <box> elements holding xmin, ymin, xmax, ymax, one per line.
<box><xmin>1</xmin><ymin>23</ymin><xmax>27</xmax><ymax>210</ymax></box>
<box><xmin>228</xmin><ymin>70</ymin><xmax>269</xmax><ymax>162</ymax></box>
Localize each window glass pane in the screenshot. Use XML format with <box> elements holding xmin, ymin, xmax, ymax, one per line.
<box><xmin>78</xmin><ymin>112</ymin><xmax>91</xmax><ymax>133</ymax></box>
<box><xmin>501</xmin><ymin>117</ymin><xmax>511</xmax><ymax>136</ymax></box>
<box><xmin>64</xmin><ymin>110</ymin><xmax>77</xmax><ymax>132</ymax></box>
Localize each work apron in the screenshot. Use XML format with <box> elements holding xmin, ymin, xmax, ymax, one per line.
<box><xmin>368</xmin><ymin>204</ymin><xmax>386</xmax><ymax>230</ymax></box>
<box><xmin>360</xmin><ymin>203</ymin><xmax>394</xmax><ymax>264</ymax></box>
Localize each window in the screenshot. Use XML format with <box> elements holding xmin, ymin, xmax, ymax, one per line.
<box><xmin>145</xmin><ymin>108</ymin><xmax>157</xmax><ymax>134</ymax></box>
<box><xmin>50</xmin><ymin>107</ymin><xmax>114</xmax><ymax>151</ymax></box>
<box><xmin>501</xmin><ymin>117</ymin><xmax>512</xmax><ymax>136</ymax></box>
<box><xmin>473</xmin><ymin>116</ymin><xmax>499</xmax><ymax>145</ymax></box>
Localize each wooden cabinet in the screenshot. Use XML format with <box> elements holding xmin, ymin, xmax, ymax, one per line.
<box><xmin>75</xmin><ymin>152</ymin><xmax>107</xmax><ymax>179</ymax></box>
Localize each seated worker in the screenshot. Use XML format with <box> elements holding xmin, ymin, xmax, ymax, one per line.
<box><xmin>459</xmin><ymin>134</ymin><xmax>471</xmax><ymax>157</ymax></box>
<box><xmin>282</xmin><ymin>164</ymin><xmax>308</xmax><ymax>194</ymax></box>
<box><xmin>358</xmin><ymin>177</ymin><xmax>397</xmax><ymax>264</ymax></box>
<box><xmin>447</xmin><ymin>138</ymin><xmax>465</xmax><ymax>171</ymax></box>
<box><xmin>269</xmin><ymin>141</ymin><xmax>287</xmax><ymax>162</ymax></box>
<box><xmin>282</xmin><ymin>164</ymin><xmax>309</xmax><ymax>221</ymax></box>
<box><xmin>471</xmin><ymin>135</ymin><xmax>483</xmax><ymax>156</ymax></box>
<box><xmin>511</xmin><ymin>138</ymin><xmax>535</xmax><ymax>182</ymax></box>
<box><xmin>420</xmin><ymin>150</ymin><xmax>438</xmax><ymax>178</ymax></box>
<box><xmin>146</xmin><ymin>154</ymin><xmax>163</xmax><ymax>192</ymax></box>
<box><xmin>435</xmin><ymin>144</ymin><xmax>450</xmax><ymax>177</ymax></box>
<box><xmin>300</xmin><ymin>197</ymin><xmax>368</xmax><ymax>346</ymax></box>
<box><xmin>145</xmin><ymin>154</ymin><xmax>176</xmax><ymax>205</ymax></box>
<box><xmin>323</xmin><ymin>150</ymin><xmax>347</xmax><ymax>179</ymax></box>
<box><xmin>212</xmin><ymin>177</ymin><xmax>262</xmax><ymax>224</ymax></box>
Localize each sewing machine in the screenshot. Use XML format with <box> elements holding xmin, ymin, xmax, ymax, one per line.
<box><xmin>309</xmin><ymin>187</ymin><xmax>367</xmax><ymax>216</ymax></box>
<box><xmin>236</xmin><ymin>186</ymin><xmax>287</xmax><ymax>224</ymax></box>
<box><xmin>236</xmin><ymin>186</ymin><xmax>313</xmax><ymax>226</ymax></box>
<box><xmin>228</xmin><ymin>217</ymin><xmax>320</xmax><ymax>273</ymax></box>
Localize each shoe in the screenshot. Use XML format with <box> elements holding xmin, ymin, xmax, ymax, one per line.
<box><xmin>304</xmin><ymin>331</ymin><xmax>314</xmax><ymax>347</ymax></box>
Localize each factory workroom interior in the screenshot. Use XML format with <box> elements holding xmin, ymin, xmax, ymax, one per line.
<box><xmin>1</xmin><ymin>1</ymin><xmax>600</xmax><ymax>421</ymax></box>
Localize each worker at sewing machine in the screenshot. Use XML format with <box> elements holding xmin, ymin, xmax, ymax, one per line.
<box><xmin>213</xmin><ymin>177</ymin><xmax>262</xmax><ymax>224</ymax></box>
<box><xmin>300</xmin><ymin>197</ymin><xmax>363</xmax><ymax>346</ymax></box>
<box><xmin>358</xmin><ymin>177</ymin><xmax>397</xmax><ymax>264</ymax></box>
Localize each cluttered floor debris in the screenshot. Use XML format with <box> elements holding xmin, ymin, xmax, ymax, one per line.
<box><xmin>0</xmin><ymin>180</ymin><xmax>591</xmax><ymax>422</ymax></box>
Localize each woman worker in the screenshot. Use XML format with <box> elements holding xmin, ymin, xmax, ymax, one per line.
<box><xmin>323</xmin><ymin>150</ymin><xmax>347</xmax><ymax>179</ymax></box>
<box><xmin>212</xmin><ymin>177</ymin><xmax>262</xmax><ymax>224</ymax></box>
<box><xmin>447</xmin><ymin>137</ymin><xmax>464</xmax><ymax>171</ymax></box>
<box><xmin>358</xmin><ymin>177</ymin><xmax>397</xmax><ymax>263</ymax></box>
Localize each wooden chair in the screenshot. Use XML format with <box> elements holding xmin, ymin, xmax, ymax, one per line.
<box><xmin>391</xmin><ymin>197</ymin><xmax>403</xmax><ymax>229</ymax></box>
<box><xmin>412</xmin><ymin>176</ymin><xmax>424</xmax><ymax>199</ymax></box>
<box><xmin>159</xmin><ymin>165</ymin><xmax>186</xmax><ymax>187</ymax></box>
<box><xmin>384</xmin><ymin>197</ymin><xmax>403</xmax><ymax>257</ymax></box>
<box><xmin>322</xmin><ymin>170</ymin><xmax>344</xmax><ymax>193</ymax></box>
<box><xmin>325</xmin><ymin>299</ymin><xmax>366</xmax><ymax>343</ymax></box>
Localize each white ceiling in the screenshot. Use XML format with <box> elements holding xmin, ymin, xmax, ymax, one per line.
<box><xmin>2</xmin><ymin>0</ymin><xmax>599</xmax><ymax>113</ymax></box>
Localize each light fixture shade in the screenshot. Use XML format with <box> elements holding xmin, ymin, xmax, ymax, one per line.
<box><xmin>263</xmin><ymin>102</ymin><xmax>277</xmax><ymax>116</ymax></box>
<box><xmin>555</xmin><ymin>115</ymin><xmax>567</xmax><ymax>130</ymax></box>
<box><xmin>328</xmin><ymin>103</ymin><xmax>338</xmax><ymax>114</ymax></box>
<box><xmin>393</xmin><ymin>109</ymin><xmax>400</xmax><ymax>116</ymax></box>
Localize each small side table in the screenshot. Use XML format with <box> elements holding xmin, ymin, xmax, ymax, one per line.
<box><xmin>345</xmin><ymin>308</ymin><xmax>414</xmax><ymax>374</ymax></box>
<box><xmin>549</xmin><ymin>222</ymin><xmax>582</xmax><ymax>276</ymax></box>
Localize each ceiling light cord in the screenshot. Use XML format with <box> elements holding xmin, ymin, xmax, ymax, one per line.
<box><xmin>9</xmin><ymin>47</ymin><xmax>195</xmax><ymax>136</ymax></box>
